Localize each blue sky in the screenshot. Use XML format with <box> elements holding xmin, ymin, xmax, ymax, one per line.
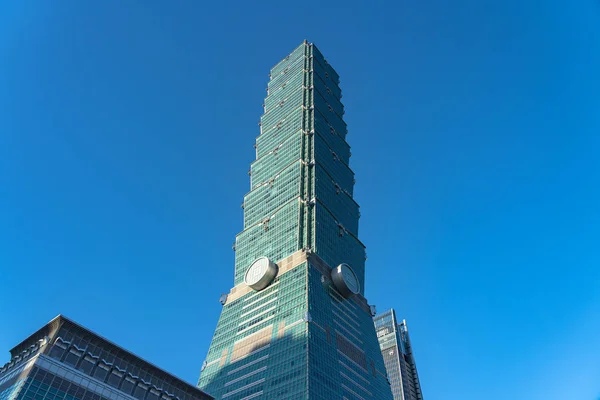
<box><xmin>1</xmin><ymin>1</ymin><xmax>599</xmax><ymax>399</ymax></box>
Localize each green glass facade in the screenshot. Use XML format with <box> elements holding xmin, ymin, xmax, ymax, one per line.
<box><xmin>197</xmin><ymin>41</ymin><xmax>394</xmax><ymax>400</ymax></box>
<box><xmin>374</xmin><ymin>310</ymin><xmax>423</xmax><ymax>400</ymax></box>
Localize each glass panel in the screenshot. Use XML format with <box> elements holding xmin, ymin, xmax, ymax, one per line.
<box><xmin>133</xmin><ymin>385</ymin><xmax>148</xmax><ymax>400</ymax></box>
<box><xmin>64</xmin><ymin>351</ymin><xmax>81</xmax><ymax>368</ymax></box>
<box><xmin>93</xmin><ymin>366</ymin><xmax>108</xmax><ymax>382</ymax></box>
<box><xmin>107</xmin><ymin>372</ymin><xmax>122</xmax><ymax>389</ymax></box>
<box><xmin>48</xmin><ymin>346</ymin><xmax>66</xmax><ymax>361</ymax></box>
<box><xmin>120</xmin><ymin>379</ymin><xmax>135</xmax><ymax>395</ymax></box>
<box><xmin>78</xmin><ymin>358</ymin><xmax>95</xmax><ymax>375</ymax></box>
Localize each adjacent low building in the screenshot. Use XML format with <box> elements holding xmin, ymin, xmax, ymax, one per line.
<box><xmin>0</xmin><ymin>315</ymin><xmax>212</xmax><ymax>400</ymax></box>
<box><xmin>374</xmin><ymin>310</ymin><xmax>424</xmax><ymax>400</ymax></box>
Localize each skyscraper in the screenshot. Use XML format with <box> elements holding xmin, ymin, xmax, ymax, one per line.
<box><xmin>197</xmin><ymin>41</ymin><xmax>394</xmax><ymax>399</ymax></box>
<box><xmin>0</xmin><ymin>315</ymin><xmax>212</xmax><ymax>400</ymax></box>
<box><xmin>373</xmin><ymin>310</ymin><xmax>423</xmax><ymax>400</ymax></box>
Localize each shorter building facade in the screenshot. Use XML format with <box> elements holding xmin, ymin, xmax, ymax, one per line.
<box><xmin>0</xmin><ymin>315</ymin><xmax>212</xmax><ymax>400</ymax></box>
<box><xmin>374</xmin><ymin>310</ymin><xmax>423</xmax><ymax>400</ymax></box>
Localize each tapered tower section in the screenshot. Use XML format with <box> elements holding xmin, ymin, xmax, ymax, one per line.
<box><xmin>198</xmin><ymin>41</ymin><xmax>393</xmax><ymax>400</ymax></box>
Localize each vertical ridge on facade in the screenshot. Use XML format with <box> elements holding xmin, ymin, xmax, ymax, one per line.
<box><xmin>198</xmin><ymin>42</ymin><xmax>394</xmax><ymax>400</ymax></box>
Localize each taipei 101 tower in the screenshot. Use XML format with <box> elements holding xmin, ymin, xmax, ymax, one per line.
<box><xmin>197</xmin><ymin>41</ymin><xmax>394</xmax><ymax>400</ymax></box>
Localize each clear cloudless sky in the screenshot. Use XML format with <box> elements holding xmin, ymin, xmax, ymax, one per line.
<box><xmin>1</xmin><ymin>1</ymin><xmax>599</xmax><ymax>399</ymax></box>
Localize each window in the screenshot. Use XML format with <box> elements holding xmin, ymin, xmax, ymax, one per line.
<box><xmin>48</xmin><ymin>343</ymin><xmax>67</xmax><ymax>361</ymax></box>
<box><xmin>147</xmin><ymin>390</ymin><xmax>160</xmax><ymax>400</ymax></box>
<box><xmin>78</xmin><ymin>356</ymin><xmax>96</xmax><ymax>375</ymax></box>
<box><xmin>94</xmin><ymin>364</ymin><xmax>109</xmax><ymax>382</ymax></box>
<box><xmin>107</xmin><ymin>371</ymin><xmax>123</xmax><ymax>388</ymax></box>
<box><xmin>64</xmin><ymin>350</ymin><xmax>82</xmax><ymax>368</ymax></box>
<box><xmin>121</xmin><ymin>378</ymin><xmax>136</xmax><ymax>395</ymax></box>
<box><xmin>377</xmin><ymin>328</ymin><xmax>389</xmax><ymax>338</ymax></box>
<box><xmin>133</xmin><ymin>384</ymin><xmax>148</xmax><ymax>400</ymax></box>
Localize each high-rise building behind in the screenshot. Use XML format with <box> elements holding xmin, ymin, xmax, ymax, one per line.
<box><xmin>374</xmin><ymin>310</ymin><xmax>423</xmax><ymax>400</ymax></box>
<box><xmin>197</xmin><ymin>41</ymin><xmax>394</xmax><ymax>399</ymax></box>
<box><xmin>0</xmin><ymin>315</ymin><xmax>213</xmax><ymax>400</ymax></box>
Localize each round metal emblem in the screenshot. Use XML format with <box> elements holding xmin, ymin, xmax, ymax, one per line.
<box><xmin>244</xmin><ymin>257</ymin><xmax>278</xmax><ymax>291</ymax></box>
<box><xmin>331</xmin><ymin>263</ymin><xmax>360</xmax><ymax>298</ymax></box>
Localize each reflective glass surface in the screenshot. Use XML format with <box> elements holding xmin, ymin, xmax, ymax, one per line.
<box><xmin>198</xmin><ymin>42</ymin><xmax>394</xmax><ymax>400</ymax></box>
<box><xmin>374</xmin><ymin>310</ymin><xmax>424</xmax><ymax>400</ymax></box>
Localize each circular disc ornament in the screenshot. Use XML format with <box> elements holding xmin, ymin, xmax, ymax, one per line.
<box><xmin>331</xmin><ymin>263</ymin><xmax>360</xmax><ymax>298</ymax></box>
<box><xmin>245</xmin><ymin>257</ymin><xmax>278</xmax><ymax>291</ymax></box>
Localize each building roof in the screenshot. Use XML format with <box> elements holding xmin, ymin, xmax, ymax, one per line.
<box><xmin>8</xmin><ymin>314</ymin><xmax>212</xmax><ymax>399</ymax></box>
